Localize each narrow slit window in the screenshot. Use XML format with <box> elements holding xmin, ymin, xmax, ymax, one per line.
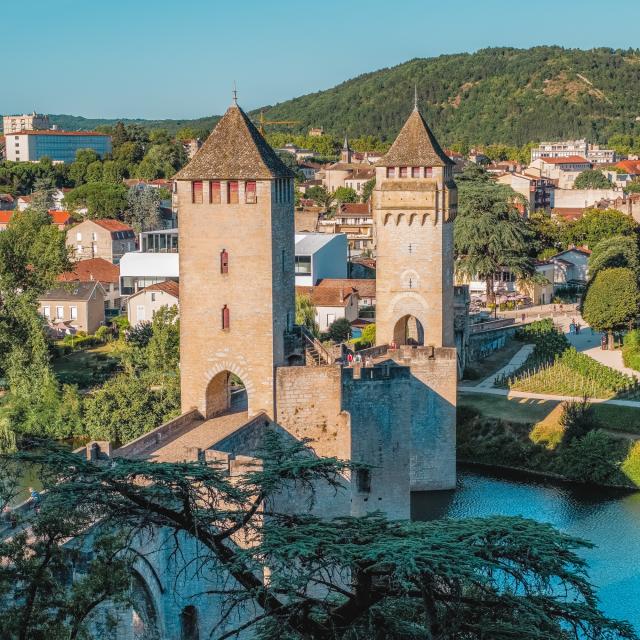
<box><xmin>220</xmin><ymin>249</ymin><xmax>229</xmax><ymax>274</ymax></box>
<box><xmin>222</xmin><ymin>305</ymin><xmax>230</xmax><ymax>330</ymax></box>
<box><xmin>192</xmin><ymin>181</ymin><xmax>203</xmax><ymax>204</ymax></box>
<box><xmin>210</xmin><ymin>180</ymin><xmax>221</xmax><ymax>204</ymax></box>
<box><xmin>228</xmin><ymin>181</ymin><xmax>239</xmax><ymax>204</ymax></box>
<box><xmin>245</xmin><ymin>180</ymin><xmax>256</xmax><ymax>203</ymax></box>
<box><xmin>356</xmin><ymin>468</ymin><xmax>371</xmax><ymax>493</ymax></box>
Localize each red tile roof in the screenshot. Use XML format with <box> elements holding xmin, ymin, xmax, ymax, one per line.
<box><xmin>552</xmin><ymin>207</ymin><xmax>585</xmax><ymax>220</ymax></box>
<box><xmin>0</xmin><ymin>211</ymin><xmax>14</xmax><ymax>224</ymax></box>
<box><xmin>295</xmin><ymin>284</ymin><xmax>358</xmax><ymax>307</ymax></box>
<box><xmin>92</xmin><ymin>219</ymin><xmax>134</xmax><ymax>233</ymax></box>
<box><xmin>539</xmin><ymin>156</ymin><xmax>590</xmax><ymax>165</ymax></box>
<box><xmin>144</xmin><ymin>280</ymin><xmax>179</xmax><ymax>298</ymax></box>
<box><xmin>48</xmin><ymin>210</ymin><xmax>71</xmax><ymax>226</ymax></box>
<box><xmin>316</xmin><ymin>278</ymin><xmax>376</xmax><ymax>299</ymax></box>
<box><xmin>339</xmin><ymin>203</ymin><xmax>370</xmax><ymax>214</ymax></box>
<box><xmin>58</xmin><ymin>257</ymin><xmax>120</xmax><ymax>284</ymax></box>
<box><xmin>615</xmin><ymin>160</ymin><xmax>640</xmax><ymax>175</ymax></box>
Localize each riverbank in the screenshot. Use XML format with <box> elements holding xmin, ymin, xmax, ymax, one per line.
<box><xmin>457</xmin><ymin>400</ymin><xmax>640</xmax><ymax>490</ymax></box>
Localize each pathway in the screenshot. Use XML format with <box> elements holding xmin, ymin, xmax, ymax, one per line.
<box><xmin>476</xmin><ymin>344</ymin><xmax>534</xmax><ymax>388</ymax></box>
<box><xmin>459</xmin><ymin>385</ymin><xmax>640</xmax><ymax>409</ymax></box>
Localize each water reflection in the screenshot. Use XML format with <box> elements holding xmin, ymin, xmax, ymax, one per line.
<box><xmin>413</xmin><ymin>468</ymin><xmax>640</xmax><ymax>629</ymax></box>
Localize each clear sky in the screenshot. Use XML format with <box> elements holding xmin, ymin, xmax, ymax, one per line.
<box><xmin>4</xmin><ymin>0</ymin><xmax>640</xmax><ymax>120</ymax></box>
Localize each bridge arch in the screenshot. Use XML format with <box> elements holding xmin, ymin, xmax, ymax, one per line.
<box><xmin>393</xmin><ymin>314</ymin><xmax>425</xmax><ymax>346</ymax></box>
<box><xmin>205</xmin><ymin>368</ymin><xmax>249</xmax><ymax>418</ymax></box>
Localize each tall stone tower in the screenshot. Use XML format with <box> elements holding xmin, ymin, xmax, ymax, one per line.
<box><xmin>373</xmin><ymin>104</ymin><xmax>457</xmax><ymax>349</ymax></box>
<box><xmin>174</xmin><ymin>101</ymin><xmax>295</xmax><ymax>419</ymax></box>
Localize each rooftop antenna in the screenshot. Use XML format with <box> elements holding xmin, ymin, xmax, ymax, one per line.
<box><xmin>232</xmin><ymin>81</ymin><xmax>238</xmax><ymax>105</ymax></box>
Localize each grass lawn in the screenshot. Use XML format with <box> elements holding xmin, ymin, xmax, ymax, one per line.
<box><xmin>461</xmin><ymin>338</ymin><xmax>525</xmax><ymax>386</ymax></box>
<box><xmin>459</xmin><ymin>390</ymin><xmax>640</xmax><ymax>436</ymax></box>
<box><xmin>52</xmin><ymin>342</ymin><xmax>122</xmax><ymax>388</ymax></box>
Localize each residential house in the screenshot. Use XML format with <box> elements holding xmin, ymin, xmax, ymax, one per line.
<box><xmin>16</xmin><ymin>195</ymin><xmax>31</xmax><ymax>211</ymax></box>
<box><xmin>344</xmin><ymin>167</ymin><xmax>375</xmax><ymax>196</ymax></box>
<box><xmin>119</xmin><ymin>228</ymin><xmax>179</xmax><ymax>296</ymax></box>
<box><xmin>315</xmin><ymin>277</ymin><xmax>376</xmax><ymax>307</ymax></box>
<box><xmin>518</xmin><ymin>262</ymin><xmax>555</xmax><ymax>306</ymax></box>
<box><xmin>295</xmin><ymin>283</ymin><xmax>359</xmax><ymax>333</ymax></box>
<box><xmin>67</xmin><ymin>219</ymin><xmax>136</xmax><ymax>264</ymax></box>
<box><xmin>294</xmin><ymin>233</ymin><xmax>348</xmax><ymax>286</ymax></box>
<box><xmin>126</xmin><ymin>280</ymin><xmax>179</xmax><ymax>326</ymax></box>
<box><xmin>549</xmin><ymin>248</ymin><xmax>591</xmax><ymax>288</ymax></box>
<box><xmin>38</xmin><ymin>281</ymin><xmax>106</xmax><ymax>334</ymax></box>
<box><xmin>58</xmin><ymin>257</ymin><xmax>122</xmax><ymax>317</ymax></box>
<box><xmin>0</xmin><ymin>211</ymin><xmax>13</xmax><ymax>231</ymax></box>
<box><xmin>48</xmin><ymin>210</ymin><xmax>72</xmax><ymax>229</ymax></box>
<box><xmin>317</xmin><ymin>203</ymin><xmax>374</xmax><ymax>255</ymax></box>
<box><xmin>276</xmin><ymin>143</ymin><xmax>314</xmax><ymax>161</ymax></box>
<box><xmin>553</xmin><ymin>187</ymin><xmax>620</xmax><ymax>209</ymax></box>
<box><xmin>614</xmin><ymin>160</ymin><xmax>640</xmax><ymax>177</ymax></box>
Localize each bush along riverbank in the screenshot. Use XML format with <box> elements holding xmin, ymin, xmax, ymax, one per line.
<box><xmin>457</xmin><ymin>398</ymin><xmax>640</xmax><ymax>489</ymax></box>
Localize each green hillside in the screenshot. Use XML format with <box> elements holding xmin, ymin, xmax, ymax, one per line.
<box><xmin>23</xmin><ymin>46</ymin><xmax>640</xmax><ymax>148</ymax></box>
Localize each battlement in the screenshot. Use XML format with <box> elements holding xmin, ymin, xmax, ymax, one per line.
<box><xmin>341</xmin><ymin>363</ymin><xmax>410</xmax><ymax>382</ymax></box>
<box><xmin>390</xmin><ymin>345</ymin><xmax>457</xmax><ymax>362</ymax></box>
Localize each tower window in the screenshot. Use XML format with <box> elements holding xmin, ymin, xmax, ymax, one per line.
<box><xmin>210</xmin><ymin>180</ymin><xmax>221</xmax><ymax>204</ymax></box>
<box><xmin>424</xmin><ymin>167</ymin><xmax>433</xmax><ymax>178</ymax></box>
<box><xmin>356</xmin><ymin>468</ymin><xmax>371</xmax><ymax>493</ymax></box>
<box><xmin>220</xmin><ymin>249</ymin><xmax>229</xmax><ymax>274</ymax></box>
<box><xmin>227</xmin><ymin>181</ymin><xmax>239</xmax><ymax>204</ymax></box>
<box><xmin>411</xmin><ymin>167</ymin><xmax>421</xmax><ymax>178</ymax></box>
<box><xmin>192</xmin><ymin>181</ymin><xmax>203</xmax><ymax>204</ymax></box>
<box><xmin>245</xmin><ymin>180</ymin><xmax>256</xmax><ymax>203</ymax></box>
<box><xmin>222</xmin><ymin>305</ymin><xmax>230</xmax><ymax>330</ymax></box>
<box><xmin>399</xmin><ymin>167</ymin><xmax>408</xmax><ymax>178</ymax></box>
<box><xmin>386</xmin><ymin>167</ymin><xmax>395</xmax><ymax>178</ymax></box>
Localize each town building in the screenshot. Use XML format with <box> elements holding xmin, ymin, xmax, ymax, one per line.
<box><xmin>38</xmin><ymin>281</ymin><xmax>106</xmax><ymax>334</ymax></box>
<box><xmin>496</xmin><ymin>172</ymin><xmax>555</xmax><ymax>212</ymax></box>
<box><xmin>182</xmin><ymin>138</ymin><xmax>202</xmax><ymax>160</ymax></box>
<box><xmin>531</xmin><ymin>139</ymin><xmax>615</xmax><ymax>165</ymax></box>
<box><xmin>552</xmin><ymin>186</ymin><xmax>620</xmax><ymax>209</ymax></box>
<box><xmin>57</xmin><ymin>257</ymin><xmax>122</xmax><ymax>317</ymax></box>
<box><xmin>119</xmin><ymin>228</ymin><xmax>179</xmax><ymax>295</ymax></box>
<box><xmin>294</xmin><ymin>232</ymin><xmax>347</xmax><ymax>286</ymax></box>
<box><xmin>0</xmin><ymin>211</ymin><xmax>13</xmax><ymax>231</ymax></box>
<box><xmin>2</xmin><ymin>111</ymin><xmax>49</xmax><ymax>134</ymax></box>
<box><xmin>5</xmin><ymin>130</ymin><xmax>112</xmax><ymax>163</ymax></box>
<box><xmin>549</xmin><ymin>247</ymin><xmax>591</xmax><ymax>287</ymax></box>
<box><xmin>317</xmin><ymin>202</ymin><xmax>374</xmax><ymax>255</ymax></box>
<box><xmin>529</xmin><ymin>156</ymin><xmax>593</xmax><ymax>189</ymax></box>
<box><xmin>276</xmin><ymin>143</ymin><xmax>314</xmax><ymax>161</ymax></box>
<box><xmin>126</xmin><ymin>280</ymin><xmax>179</xmax><ymax>326</ymax></box>
<box><xmin>0</xmin><ymin>194</ymin><xmax>15</xmax><ymax>211</ymax></box>
<box><xmin>295</xmin><ymin>282</ymin><xmax>360</xmax><ymax>332</ymax></box>
<box><xmin>48</xmin><ymin>210</ymin><xmax>72</xmax><ymax>229</ymax></box>
<box><xmin>67</xmin><ymin>219</ymin><xmax>136</xmax><ymax>263</ymax></box>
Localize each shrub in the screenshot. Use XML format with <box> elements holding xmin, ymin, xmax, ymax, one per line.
<box><xmin>621</xmin><ymin>441</ymin><xmax>640</xmax><ymax>487</ymax></box>
<box><xmin>558</xmin><ymin>430</ymin><xmax>628</xmax><ymax>485</ymax></box>
<box><xmin>95</xmin><ymin>325</ymin><xmax>111</xmax><ymax>343</ymax></box>
<box><xmin>622</xmin><ymin>329</ymin><xmax>640</xmax><ymax>371</ymax></box>
<box><xmin>559</xmin><ymin>397</ymin><xmax>600</xmax><ymax>444</ymax></box>
<box><xmin>125</xmin><ymin>322</ymin><xmax>153</xmax><ymax>348</ymax></box>
<box><xmin>326</xmin><ymin>317</ymin><xmax>352</xmax><ymax>343</ymax></box>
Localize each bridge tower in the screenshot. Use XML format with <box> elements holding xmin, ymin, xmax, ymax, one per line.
<box><xmin>174</xmin><ymin>100</ymin><xmax>295</xmax><ymax>418</ymax></box>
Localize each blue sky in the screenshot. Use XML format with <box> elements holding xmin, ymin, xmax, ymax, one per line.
<box><xmin>4</xmin><ymin>0</ymin><xmax>640</xmax><ymax>119</ymax></box>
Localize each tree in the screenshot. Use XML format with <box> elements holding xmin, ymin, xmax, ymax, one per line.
<box><xmin>333</xmin><ymin>186</ymin><xmax>358</xmax><ymax>203</ymax></box>
<box><xmin>64</xmin><ymin>183</ymin><xmax>128</xmax><ymax>219</ymax></box>
<box><xmin>573</xmin><ymin>169</ymin><xmax>612</xmax><ymax>190</ymax></box>
<box><xmin>567</xmin><ymin>209</ymin><xmax>638</xmax><ymax>249</ymax></box>
<box><xmin>295</xmin><ymin>293</ymin><xmax>319</xmax><ymax>337</ymax></box>
<box><xmin>528</xmin><ymin>211</ymin><xmax>569</xmax><ymax>258</ymax></box>
<box><xmin>1</xmin><ymin>437</ymin><xmax>634</xmax><ymax>639</ymax></box>
<box><xmin>454</xmin><ymin>178</ymin><xmax>535</xmax><ymax>306</ymax></box>
<box><xmin>626</xmin><ymin>180</ymin><xmax>640</xmax><ymax>194</ymax></box>
<box><xmin>327</xmin><ymin>317</ymin><xmax>352</xmax><ymax>342</ymax></box>
<box><xmin>305</xmin><ymin>185</ymin><xmax>334</xmax><ymax>211</ymax></box>
<box><xmin>361</xmin><ymin>178</ymin><xmax>375</xmax><ymax>203</ymax></box>
<box><xmin>125</xmin><ymin>185</ymin><xmax>162</xmax><ymax>232</ymax></box>
<box><xmin>589</xmin><ymin>235</ymin><xmax>640</xmax><ymax>277</ymax></box>
<box><xmin>582</xmin><ymin>267</ymin><xmax>640</xmax><ymax>348</ymax></box>
<box><xmin>111</xmin><ymin>121</ymin><xmax>129</xmax><ymax>147</ymax></box>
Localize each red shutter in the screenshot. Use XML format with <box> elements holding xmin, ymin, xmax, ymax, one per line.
<box><xmin>222</xmin><ymin>305</ymin><xmax>230</xmax><ymax>330</ymax></box>
<box><xmin>399</xmin><ymin>167</ymin><xmax>408</xmax><ymax>178</ymax></box>
<box><xmin>228</xmin><ymin>181</ymin><xmax>239</xmax><ymax>204</ymax></box>
<box><xmin>210</xmin><ymin>180</ymin><xmax>221</xmax><ymax>204</ymax></box>
<box><xmin>412</xmin><ymin>167</ymin><xmax>420</xmax><ymax>178</ymax></box>
<box><xmin>424</xmin><ymin>167</ymin><xmax>433</xmax><ymax>178</ymax></box>
<box><xmin>387</xmin><ymin>167</ymin><xmax>395</xmax><ymax>178</ymax></box>
<box><xmin>245</xmin><ymin>180</ymin><xmax>256</xmax><ymax>203</ymax></box>
<box><xmin>192</xmin><ymin>181</ymin><xmax>203</xmax><ymax>204</ymax></box>
<box><xmin>220</xmin><ymin>249</ymin><xmax>229</xmax><ymax>274</ymax></box>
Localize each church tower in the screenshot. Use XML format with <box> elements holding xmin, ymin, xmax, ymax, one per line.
<box><xmin>174</xmin><ymin>101</ymin><xmax>295</xmax><ymax>419</ymax></box>
<box><xmin>373</xmin><ymin>103</ymin><xmax>457</xmax><ymax>349</ymax></box>
<box><xmin>340</xmin><ymin>136</ymin><xmax>352</xmax><ymax>163</ymax></box>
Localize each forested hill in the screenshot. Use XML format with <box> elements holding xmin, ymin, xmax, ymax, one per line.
<box><xmin>260</xmin><ymin>47</ymin><xmax>640</xmax><ymax>147</ymax></box>
<box><xmin>43</xmin><ymin>46</ymin><xmax>640</xmax><ymax>147</ymax></box>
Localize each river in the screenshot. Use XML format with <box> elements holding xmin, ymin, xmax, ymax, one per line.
<box><xmin>413</xmin><ymin>468</ymin><xmax>640</xmax><ymax>630</ymax></box>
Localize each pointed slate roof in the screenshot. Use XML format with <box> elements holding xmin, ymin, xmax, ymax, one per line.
<box><xmin>174</xmin><ymin>103</ymin><xmax>295</xmax><ymax>180</ymax></box>
<box><xmin>377</xmin><ymin>106</ymin><xmax>453</xmax><ymax>168</ymax></box>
